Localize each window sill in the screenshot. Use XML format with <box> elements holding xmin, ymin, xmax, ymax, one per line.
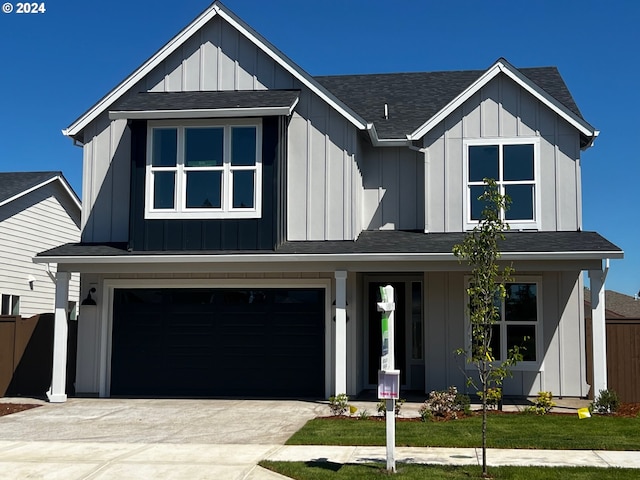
<box><xmin>145</xmin><ymin>209</ymin><xmax>262</xmax><ymax>220</ymax></box>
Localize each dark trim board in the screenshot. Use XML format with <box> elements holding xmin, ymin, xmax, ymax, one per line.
<box><xmin>110</xmin><ymin>287</ymin><xmax>325</xmax><ymax>398</ymax></box>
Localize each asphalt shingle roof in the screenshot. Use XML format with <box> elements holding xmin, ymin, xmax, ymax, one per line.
<box><xmin>37</xmin><ymin>231</ymin><xmax>621</xmax><ymax>258</ymax></box>
<box><xmin>315</xmin><ymin>66</ymin><xmax>582</xmax><ymax>139</ymax></box>
<box><xmin>0</xmin><ymin>171</ymin><xmax>63</xmax><ymax>205</ymax></box>
<box><xmin>112</xmin><ymin>90</ymin><xmax>301</xmax><ymax>112</ymax></box>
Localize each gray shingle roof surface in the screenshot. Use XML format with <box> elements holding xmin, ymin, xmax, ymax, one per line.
<box><xmin>0</xmin><ymin>171</ymin><xmax>63</xmax><ymax>204</ymax></box>
<box><xmin>585</xmin><ymin>288</ymin><xmax>640</xmax><ymax>319</ymax></box>
<box><xmin>315</xmin><ymin>66</ymin><xmax>583</xmax><ymax>139</ymax></box>
<box><xmin>37</xmin><ymin>231</ymin><xmax>621</xmax><ymax>258</ymax></box>
<box><xmin>112</xmin><ymin>90</ymin><xmax>300</xmax><ymax>112</ymax></box>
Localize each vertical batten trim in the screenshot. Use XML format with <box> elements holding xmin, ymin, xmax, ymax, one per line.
<box><xmin>324</xmin><ymin>120</ymin><xmax>330</xmax><ymax>240</ymax></box>
<box><xmin>498</xmin><ymin>75</ymin><xmax>503</xmax><ymax>137</ymax></box>
<box><xmin>554</xmin><ymin>115</ymin><xmax>560</xmax><ymax>230</ymax></box>
<box><xmin>306</xmin><ymin>118</ymin><xmax>312</xmax><ymax>239</ymax></box>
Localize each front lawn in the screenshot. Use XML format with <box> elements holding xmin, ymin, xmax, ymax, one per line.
<box><xmin>287</xmin><ymin>413</ymin><xmax>640</xmax><ymax>450</ymax></box>
<box><xmin>261</xmin><ymin>461</ymin><xmax>640</xmax><ymax>480</ymax></box>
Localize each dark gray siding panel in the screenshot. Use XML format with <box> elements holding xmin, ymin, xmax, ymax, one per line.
<box><xmin>128</xmin><ymin>117</ymin><xmax>284</xmax><ymax>251</ymax></box>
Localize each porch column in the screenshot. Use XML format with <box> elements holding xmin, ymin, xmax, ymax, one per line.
<box><xmin>47</xmin><ymin>271</ymin><xmax>70</xmax><ymax>403</ymax></box>
<box><xmin>589</xmin><ymin>267</ymin><xmax>607</xmax><ymax>397</ymax></box>
<box><xmin>335</xmin><ymin>270</ymin><xmax>347</xmax><ymax>395</ymax></box>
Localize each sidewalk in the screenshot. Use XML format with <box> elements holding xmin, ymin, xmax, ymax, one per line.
<box><xmin>265</xmin><ymin>444</ymin><xmax>640</xmax><ymax>469</ymax></box>
<box><xmin>1</xmin><ymin>441</ymin><xmax>639</xmax><ymax>479</ymax></box>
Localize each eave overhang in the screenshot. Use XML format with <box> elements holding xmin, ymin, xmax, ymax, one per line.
<box><xmin>407</xmin><ymin>59</ymin><xmax>599</xmax><ymax>150</ymax></box>
<box><xmin>33</xmin><ymin>249</ymin><xmax>623</xmax><ymax>266</ymax></box>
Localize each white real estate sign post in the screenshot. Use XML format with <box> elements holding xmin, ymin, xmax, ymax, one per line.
<box><xmin>377</xmin><ymin>284</ymin><xmax>399</xmax><ymax>473</ymax></box>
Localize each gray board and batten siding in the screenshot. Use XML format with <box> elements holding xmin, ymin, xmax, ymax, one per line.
<box><xmin>422</xmin><ymin>74</ymin><xmax>582</xmax><ymax>233</ymax></box>
<box><xmin>422</xmin><ymin>269</ymin><xmax>588</xmax><ymax>397</ymax></box>
<box><xmin>79</xmin><ymin>14</ymin><xmax>361</xmax><ymax>245</ymax></box>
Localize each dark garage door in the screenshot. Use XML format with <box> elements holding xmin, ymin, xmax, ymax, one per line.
<box><xmin>111</xmin><ymin>288</ymin><xmax>325</xmax><ymax>397</ymax></box>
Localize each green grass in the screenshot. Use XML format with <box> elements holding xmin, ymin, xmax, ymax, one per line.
<box><xmin>260</xmin><ymin>461</ymin><xmax>640</xmax><ymax>479</ymax></box>
<box><xmin>286</xmin><ymin>414</ymin><xmax>640</xmax><ymax>450</ymax></box>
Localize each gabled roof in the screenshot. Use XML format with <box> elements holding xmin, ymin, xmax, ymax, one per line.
<box><xmin>64</xmin><ymin>1</ymin><xmax>367</xmax><ymax>142</ymax></box>
<box><xmin>64</xmin><ymin>2</ymin><xmax>597</xmax><ymax>150</ymax></box>
<box><xmin>0</xmin><ymin>171</ymin><xmax>81</xmax><ymax>211</ymax></box>
<box><xmin>316</xmin><ymin>58</ymin><xmax>598</xmax><ymax>149</ymax></box>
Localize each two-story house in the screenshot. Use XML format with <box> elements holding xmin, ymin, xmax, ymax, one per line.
<box><xmin>36</xmin><ymin>1</ymin><xmax>622</xmax><ymax>402</ymax></box>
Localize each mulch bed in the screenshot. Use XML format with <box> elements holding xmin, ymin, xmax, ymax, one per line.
<box><xmin>0</xmin><ymin>403</ymin><xmax>41</xmax><ymax>417</ymax></box>
<box><xmin>326</xmin><ymin>402</ymin><xmax>640</xmax><ymax>422</ymax></box>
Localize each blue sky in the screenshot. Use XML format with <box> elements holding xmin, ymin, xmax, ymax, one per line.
<box><xmin>0</xmin><ymin>0</ymin><xmax>637</xmax><ymax>295</ymax></box>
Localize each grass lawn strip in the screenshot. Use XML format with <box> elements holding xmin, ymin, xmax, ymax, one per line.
<box><xmin>287</xmin><ymin>415</ymin><xmax>640</xmax><ymax>451</ymax></box>
<box><xmin>261</xmin><ymin>461</ymin><xmax>640</xmax><ymax>479</ymax></box>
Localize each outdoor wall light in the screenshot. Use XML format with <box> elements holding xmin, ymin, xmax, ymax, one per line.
<box><xmin>81</xmin><ymin>287</ymin><xmax>97</xmax><ymax>306</ymax></box>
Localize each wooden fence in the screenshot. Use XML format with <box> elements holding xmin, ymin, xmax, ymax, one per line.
<box><xmin>586</xmin><ymin>317</ymin><xmax>640</xmax><ymax>403</ymax></box>
<box><xmin>0</xmin><ymin>314</ymin><xmax>76</xmax><ymax>397</ymax></box>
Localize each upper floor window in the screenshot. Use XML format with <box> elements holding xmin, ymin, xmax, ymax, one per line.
<box><xmin>465</xmin><ymin>138</ymin><xmax>540</xmax><ymax>230</ymax></box>
<box><xmin>145</xmin><ymin>119</ymin><xmax>262</xmax><ymax>219</ymax></box>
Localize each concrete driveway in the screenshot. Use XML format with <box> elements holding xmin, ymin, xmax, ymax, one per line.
<box><xmin>0</xmin><ymin>398</ymin><xmax>327</xmax><ymax>479</ymax></box>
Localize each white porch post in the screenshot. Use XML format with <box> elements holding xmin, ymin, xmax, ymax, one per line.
<box><xmin>335</xmin><ymin>270</ymin><xmax>347</xmax><ymax>395</ymax></box>
<box><xmin>589</xmin><ymin>266</ymin><xmax>608</xmax><ymax>397</ymax></box>
<box><xmin>47</xmin><ymin>271</ymin><xmax>70</xmax><ymax>403</ymax></box>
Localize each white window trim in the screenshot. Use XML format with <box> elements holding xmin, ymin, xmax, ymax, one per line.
<box><xmin>1</xmin><ymin>293</ymin><xmax>20</xmax><ymax>316</ymax></box>
<box><xmin>145</xmin><ymin>118</ymin><xmax>263</xmax><ymax>220</ymax></box>
<box><xmin>463</xmin><ymin>137</ymin><xmax>541</xmax><ymax>231</ymax></box>
<box><xmin>463</xmin><ymin>276</ymin><xmax>543</xmax><ymax>372</ymax></box>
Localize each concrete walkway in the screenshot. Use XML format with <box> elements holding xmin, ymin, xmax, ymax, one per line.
<box><xmin>1</xmin><ymin>397</ymin><xmax>639</xmax><ymax>479</ymax></box>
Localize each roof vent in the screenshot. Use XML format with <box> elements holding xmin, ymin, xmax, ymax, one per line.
<box><xmin>384</xmin><ymin>103</ymin><xmax>389</xmax><ymax>120</ymax></box>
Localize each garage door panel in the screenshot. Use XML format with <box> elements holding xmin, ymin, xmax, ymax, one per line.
<box><xmin>111</xmin><ymin>288</ymin><xmax>324</xmax><ymax>397</ymax></box>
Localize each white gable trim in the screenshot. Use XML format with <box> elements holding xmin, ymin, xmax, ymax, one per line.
<box><xmin>0</xmin><ymin>175</ymin><xmax>81</xmax><ymax>212</ymax></box>
<box><xmin>64</xmin><ymin>1</ymin><xmax>367</xmax><ymax>139</ymax></box>
<box><xmin>408</xmin><ymin>59</ymin><xmax>599</xmax><ymax>145</ymax></box>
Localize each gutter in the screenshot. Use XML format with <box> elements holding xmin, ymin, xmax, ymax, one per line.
<box><xmin>33</xmin><ymin>249</ymin><xmax>624</xmax><ymax>265</ymax></box>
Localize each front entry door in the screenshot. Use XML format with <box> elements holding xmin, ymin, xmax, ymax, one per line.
<box><xmin>367</xmin><ymin>278</ymin><xmax>424</xmax><ymax>391</ymax></box>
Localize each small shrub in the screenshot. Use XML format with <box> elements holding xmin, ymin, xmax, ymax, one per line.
<box><xmin>419</xmin><ymin>403</ymin><xmax>433</xmax><ymax>422</ymax></box>
<box><xmin>477</xmin><ymin>388</ymin><xmax>502</xmax><ymax>410</ymax></box>
<box><xmin>455</xmin><ymin>393</ymin><xmax>472</xmax><ymax>416</ymax></box>
<box><xmin>328</xmin><ymin>393</ymin><xmax>349</xmax><ymax>416</ymax></box>
<box><xmin>524</xmin><ymin>391</ymin><xmax>555</xmax><ymax>415</ymax></box>
<box><xmin>592</xmin><ymin>389</ymin><xmax>620</xmax><ymax>414</ymax></box>
<box><xmin>358</xmin><ymin>409</ymin><xmax>370</xmax><ymax>420</ymax></box>
<box><xmin>377</xmin><ymin>398</ymin><xmax>405</xmax><ymax>417</ymax></box>
<box><xmin>420</xmin><ymin>386</ymin><xmax>468</xmax><ymax>420</ymax></box>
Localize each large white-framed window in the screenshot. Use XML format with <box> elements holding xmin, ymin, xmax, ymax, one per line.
<box><xmin>464</xmin><ymin>277</ymin><xmax>542</xmax><ymax>370</ymax></box>
<box><xmin>145</xmin><ymin>119</ymin><xmax>262</xmax><ymax>220</ymax></box>
<box><xmin>464</xmin><ymin>137</ymin><xmax>540</xmax><ymax>230</ymax></box>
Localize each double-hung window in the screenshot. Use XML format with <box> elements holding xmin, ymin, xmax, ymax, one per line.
<box><xmin>145</xmin><ymin>119</ymin><xmax>262</xmax><ymax>219</ymax></box>
<box><xmin>466</xmin><ymin>279</ymin><xmax>541</xmax><ymax>369</ymax></box>
<box><xmin>465</xmin><ymin>138</ymin><xmax>540</xmax><ymax>230</ymax></box>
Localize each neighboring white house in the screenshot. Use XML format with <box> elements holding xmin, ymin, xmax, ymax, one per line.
<box><xmin>0</xmin><ymin>172</ymin><xmax>81</xmax><ymax>317</ymax></box>
<box><xmin>37</xmin><ymin>1</ymin><xmax>622</xmax><ymax>403</ymax></box>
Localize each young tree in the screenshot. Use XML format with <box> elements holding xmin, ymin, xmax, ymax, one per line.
<box><xmin>452</xmin><ymin>178</ymin><xmax>522</xmax><ymax>478</ymax></box>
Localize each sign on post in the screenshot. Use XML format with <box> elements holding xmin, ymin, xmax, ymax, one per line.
<box><xmin>377</xmin><ymin>284</ymin><xmax>397</xmax><ymax>473</ymax></box>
